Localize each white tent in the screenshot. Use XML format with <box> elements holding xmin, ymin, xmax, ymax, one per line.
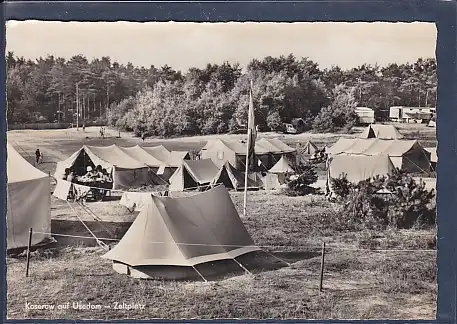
<box><xmin>7</xmin><ymin>143</ymin><xmax>52</xmax><ymax>249</ymax></box>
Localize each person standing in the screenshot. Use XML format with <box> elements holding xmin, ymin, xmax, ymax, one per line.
<box><xmin>35</xmin><ymin>149</ymin><xmax>42</xmax><ymax>165</ymax></box>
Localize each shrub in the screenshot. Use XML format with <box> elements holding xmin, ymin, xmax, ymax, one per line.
<box><xmin>330</xmin><ymin>173</ymin><xmax>352</xmax><ymax>198</ymax></box>
<box><xmin>285</xmin><ymin>163</ymin><xmax>319</xmax><ymax>196</ymax></box>
<box><xmin>333</xmin><ymin>171</ymin><xmax>436</xmax><ymax>231</ymax></box>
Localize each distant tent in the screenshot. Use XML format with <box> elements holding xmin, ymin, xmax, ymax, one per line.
<box><xmin>359</xmin><ymin>124</ymin><xmax>404</xmax><ymax>140</ymax></box>
<box><xmin>269</xmin><ymin>156</ymin><xmax>295</xmax><ymax>174</ymax></box>
<box><xmin>54</xmin><ymin>144</ymin><xmax>161</xmax><ymax>189</ymax></box>
<box><xmin>169</xmin><ymin>159</ymin><xmax>220</xmax><ymax>191</ymax></box>
<box><xmin>169</xmin><ymin>151</ymin><xmax>191</xmax><ymax>165</ymax></box>
<box><xmin>427</xmin><ymin>120</ymin><xmax>436</xmax><ymax>128</ymax></box>
<box><xmin>326</xmin><ymin>138</ymin><xmax>431</xmax><ymax>174</ymax></box>
<box><xmin>142</xmin><ymin>145</ymin><xmax>171</xmax><ymax>163</ymax></box>
<box><xmin>119</xmin><ymin>145</ymin><xmax>171</xmax><ymax>183</ymax></box>
<box><xmin>201</xmin><ymin>138</ymin><xmax>295</xmax><ymax>171</ymax></box>
<box><xmin>327</xmin><ymin>154</ymin><xmax>396</xmax><ymax>190</ymax></box>
<box><xmin>102</xmin><ymin>185</ymin><xmax>263</xmax><ymax>280</ymax></box>
<box><xmin>262</xmin><ymin>173</ymin><xmax>283</xmax><ymax>190</ymax></box>
<box><xmin>211</xmin><ymin>161</ymin><xmax>261</xmax><ymax>190</ymax></box>
<box><xmin>200</xmin><ymin>139</ymin><xmax>268</xmax><ymax>170</ymax></box>
<box><xmin>7</xmin><ymin>143</ymin><xmax>52</xmax><ymax>250</ymax></box>
<box><xmin>302</xmin><ymin>140</ymin><xmax>319</xmax><ymax>154</ymax></box>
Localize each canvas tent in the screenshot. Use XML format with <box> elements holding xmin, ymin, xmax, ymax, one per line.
<box><xmin>327</xmin><ymin>154</ymin><xmax>396</xmax><ymax>191</ymax></box>
<box><xmin>210</xmin><ymin>161</ymin><xmax>262</xmax><ymax>190</ymax></box>
<box><xmin>269</xmin><ymin>156</ymin><xmax>295</xmax><ymax>174</ymax></box>
<box><xmin>54</xmin><ymin>145</ymin><xmax>161</xmax><ymax>189</ymax></box>
<box><xmin>169</xmin><ymin>151</ymin><xmax>191</xmax><ymax>166</ymax></box>
<box><xmin>200</xmin><ymin>139</ymin><xmax>267</xmax><ymax>170</ymax></box>
<box><xmin>201</xmin><ymin>138</ymin><xmax>294</xmax><ymax>171</ymax></box>
<box><xmin>142</xmin><ymin>145</ymin><xmax>171</xmax><ymax>164</ymax></box>
<box><xmin>7</xmin><ymin>143</ymin><xmax>52</xmax><ymax>249</ymax></box>
<box><xmin>301</xmin><ymin>140</ymin><xmax>319</xmax><ymax>155</ymax></box>
<box><xmin>359</xmin><ymin>124</ymin><xmax>404</xmax><ymax>140</ymax></box>
<box><xmin>326</xmin><ymin>138</ymin><xmax>431</xmax><ymax>174</ymax></box>
<box><xmin>169</xmin><ymin>159</ymin><xmax>220</xmax><ymax>191</ymax></box>
<box><xmin>425</xmin><ymin>147</ymin><xmax>437</xmax><ymax>170</ymax></box>
<box><xmin>102</xmin><ymin>185</ymin><xmax>262</xmax><ymax>280</ymax></box>
<box><xmin>119</xmin><ymin>145</ymin><xmax>174</xmax><ymax>182</ymax></box>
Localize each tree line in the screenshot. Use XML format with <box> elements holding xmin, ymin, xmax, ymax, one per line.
<box><xmin>6</xmin><ymin>52</ymin><xmax>436</xmax><ymax>135</ymax></box>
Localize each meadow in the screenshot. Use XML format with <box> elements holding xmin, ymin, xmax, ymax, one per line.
<box><xmin>6</xmin><ymin>123</ymin><xmax>437</xmax><ymax>320</ymax></box>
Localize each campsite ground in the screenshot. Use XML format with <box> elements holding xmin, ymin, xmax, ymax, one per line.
<box><xmin>6</xmin><ymin>123</ymin><xmax>437</xmax><ymax>320</ymax></box>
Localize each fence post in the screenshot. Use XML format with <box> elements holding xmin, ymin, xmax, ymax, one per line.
<box><xmin>25</xmin><ymin>228</ymin><xmax>33</xmax><ymax>277</ymax></box>
<box><xmin>319</xmin><ymin>241</ymin><xmax>326</xmax><ymax>292</ymax></box>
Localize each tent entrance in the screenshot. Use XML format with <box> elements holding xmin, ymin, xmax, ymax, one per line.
<box><xmin>72</xmin><ymin>150</ymin><xmax>96</xmax><ymax>177</ymax></box>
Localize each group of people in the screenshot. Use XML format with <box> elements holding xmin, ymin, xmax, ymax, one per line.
<box><xmin>63</xmin><ymin>165</ymin><xmax>113</xmax><ymax>201</ymax></box>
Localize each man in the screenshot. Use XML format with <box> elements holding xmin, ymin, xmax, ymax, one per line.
<box><xmin>35</xmin><ymin>149</ymin><xmax>42</xmax><ymax>165</ymax></box>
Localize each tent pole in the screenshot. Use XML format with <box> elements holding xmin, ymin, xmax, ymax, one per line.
<box><xmin>243</xmin><ymin>130</ymin><xmax>251</xmax><ymax>217</ymax></box>
<box><xmin>192</xmin><ymin>266</ymin><xmax>208</xmax><ymax>282</ymax></box>
<box><xmin>232</xmin><ymin>258</ymin><xmax>253</xmax><ymax>275</ymax></box>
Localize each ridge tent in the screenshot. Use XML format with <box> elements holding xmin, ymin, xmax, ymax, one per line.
<box><xmin>7</xmin><ymin>143</ymin><xmax>52</xmax><ymax>250</ymax></box>
<box><xmin>210</xmin><ymin>161</ymin><xmax>262</xmax><ymax>190</ymax></box>
<box><xmin>102</xmin><ymin>185</ymin><xmax>263</xmax><ymax>280</ymax></box>
<box><xmin>169</xmin><ymin>159</ymin><xmax>220</xmax><ymax>191</ymax></box>
<box><xmin>425</xmin><ymin>147</ymin><xmax>437</xmax><ymax>170</ymax></box>
<box><xmin>301</xmin><ymin>140</ymin><xmax>319</xmax><ymax>155</ymax></box>
<box><xmin>359</xmin><ymin>124</ymin><xmax>404</xmax><ymax>140</ymax></box>
<box><xmin>54</xmin><ymin>144</ymin><xmax>161</xmax><ymax>190</ymax></box>
<box><xmin>200</xmin><ymin>138</ymin><xmax>284</xmax><ymax>170</ymax></box>
<box><xmin>327</xmin><ymin>154</ymin><xmax>396</xmax><ymax>193</ymax></box>
<box><xmin>169</xmin><ymin>151</ymin><xmax>191</xmax><ymax>166</ymax></box>
<box><xmin>119</xmin><ymin>145</ymin><xmax>173</xmax><ymax>182</ymax></box>
<box><xmin>326</xmin><ymin>138</ymin><xmax>431</xmax><ymax>174</ymax></box>
<box><xmin>269</xmin><ymin>156</ymin><xmax>295</xmax><ymax>185</ymax></box>
<box><xmin>142</xmin><ymin>145</ymin><xmax>171</xmax><ymax>163</ymax></box>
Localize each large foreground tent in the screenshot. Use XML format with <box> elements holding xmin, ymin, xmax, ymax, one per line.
<box><xmin>7</xmin><ymin>143</ymin><xmax>52</xmax><ymax>249</ymax></box>
<box><xmin>210</xmin><ymin>161</ymin><xmax>262</xmax><ymax>190</ymax></box>
<box><xmin>169</xmin><ymin>159</ymin><xmax>220</xmax><ymax>191</ymax></box>
<box><xmin>327</xmin><ymin>154</ymin><xmax>396</xmax><ymax>192</ymax></box>
<box><xmin>359</xmin><ymin>124</ymin><xmax>404</xmax><ymax>140</ymax></box>
<box><xmin>55</xmin><ymin>145</ymin><xmax>161</xmax><ymax>189</ymax></box>
<box><xmin>326</xmin><ymin>138</ymin><xmax>431</xmax><ymax>174</ymax></box>
<box><xmin>102</xmin><ymin>185</ymin><xmax>264</xmax><ymax>280</ymax></box>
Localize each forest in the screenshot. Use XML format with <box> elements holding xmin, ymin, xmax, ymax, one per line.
<box><xmin>6</xmin><ymin>52</ymin><xmax>437</xmax><ymax>135</ymax></box>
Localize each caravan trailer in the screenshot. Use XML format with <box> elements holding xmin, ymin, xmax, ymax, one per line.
<box><xmin>389</xmin><ymin>106</ymin><xmax>435</xmax><ymax>123</ymax></box>
<box><xmin>355</xmin><ymin>107</ymin><xmax>375</xmax><ymax>125</ymax></box>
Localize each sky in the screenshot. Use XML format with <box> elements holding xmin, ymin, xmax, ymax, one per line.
<box><xmin>6</xmin><ymin>21</ymin><xmax>437</xmax><ymax>72</ymax></box>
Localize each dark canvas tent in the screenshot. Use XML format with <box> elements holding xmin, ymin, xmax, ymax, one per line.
<box><xmin>210</xmin><ymin>161</ymin><xmax>262</xmax><ymax>190</ymax></box>
<box><xmin>102</xmin><ymin>185</ymin><xmax>264</xmax><ymax>280</ymax></box>
<box><xmin>326</xmin><ymin>138</ymin><xmax>431</xmax><ymax>174</ymax></box>
<box><xmin>54</xmin><ymin>144</ymin><xmax>161</xmax><ymax>189</ymax></box>
<box><xmin>7</xmin><ymin>143</ymin><xmax>52</xmax><ymax>250</ymax></box>
<box><xmin>169</xmin><ymin>159</ymin><xmax>220</xmax><ymax>191</ymax></box>
<box><xmin>359</xmin><ymin>124</ymin><xmax>404</xmax><ymax>139</ymax></box>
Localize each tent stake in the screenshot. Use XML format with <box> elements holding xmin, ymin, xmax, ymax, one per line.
<box><xmin>192</xmin><ymin>266</ymin><xmax>208</xmax><ymax>283</ymax></box>
<box><xmin>232</xmin><ymin>258</ymin><xmax>253</xmax><ymax>275</ymax></box>
<box><xmin>319</xmin><ymin>242</ymin><xmax>326</xmax><ymax>292</ymax></box>
<box><xmin>25</xmin><ymin>228</ymin><xmax>33</xmax><ymax>277</ymax></box>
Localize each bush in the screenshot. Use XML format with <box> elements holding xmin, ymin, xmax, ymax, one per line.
<box><xmin>332</xmin><ymin>171</ymin><xmax>436</xmax><ymax>231</ymax></box>
<box><xmin>330</xmin><ymin>173</ymin><xmax>352</xmax><ymax>198</ymax></box>
<box><xmin>285</xmin><ymin>163</ymin><xmax>319</xmax><ymax>196</ymax></box>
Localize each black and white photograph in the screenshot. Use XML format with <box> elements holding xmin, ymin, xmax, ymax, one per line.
<box><xmin>5</xmin><ymin>21</ymin><xmax>437</xmax><ymax>320</ymax></box>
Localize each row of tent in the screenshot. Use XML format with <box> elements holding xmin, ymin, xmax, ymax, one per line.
<box><xmin>54</xmin><ymin>138</ymin><xmax>299</xmax><ymax>190</ymax></box>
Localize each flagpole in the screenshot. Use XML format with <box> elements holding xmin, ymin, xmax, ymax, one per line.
<box><xmin>243</xmin><ymin>128</ymin><xmax>251</xmax><ymax>217</ymax></box>
<box><xmin>243</xmin><ymin>80</ymin><xmax>254</xmax><ymax>218</ymax></box>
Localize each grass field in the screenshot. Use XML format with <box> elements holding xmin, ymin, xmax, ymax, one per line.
<box><xmin>6</xmin><ymin>123</ymin><xmax>437</xmax><ymax>320</ymax></box>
